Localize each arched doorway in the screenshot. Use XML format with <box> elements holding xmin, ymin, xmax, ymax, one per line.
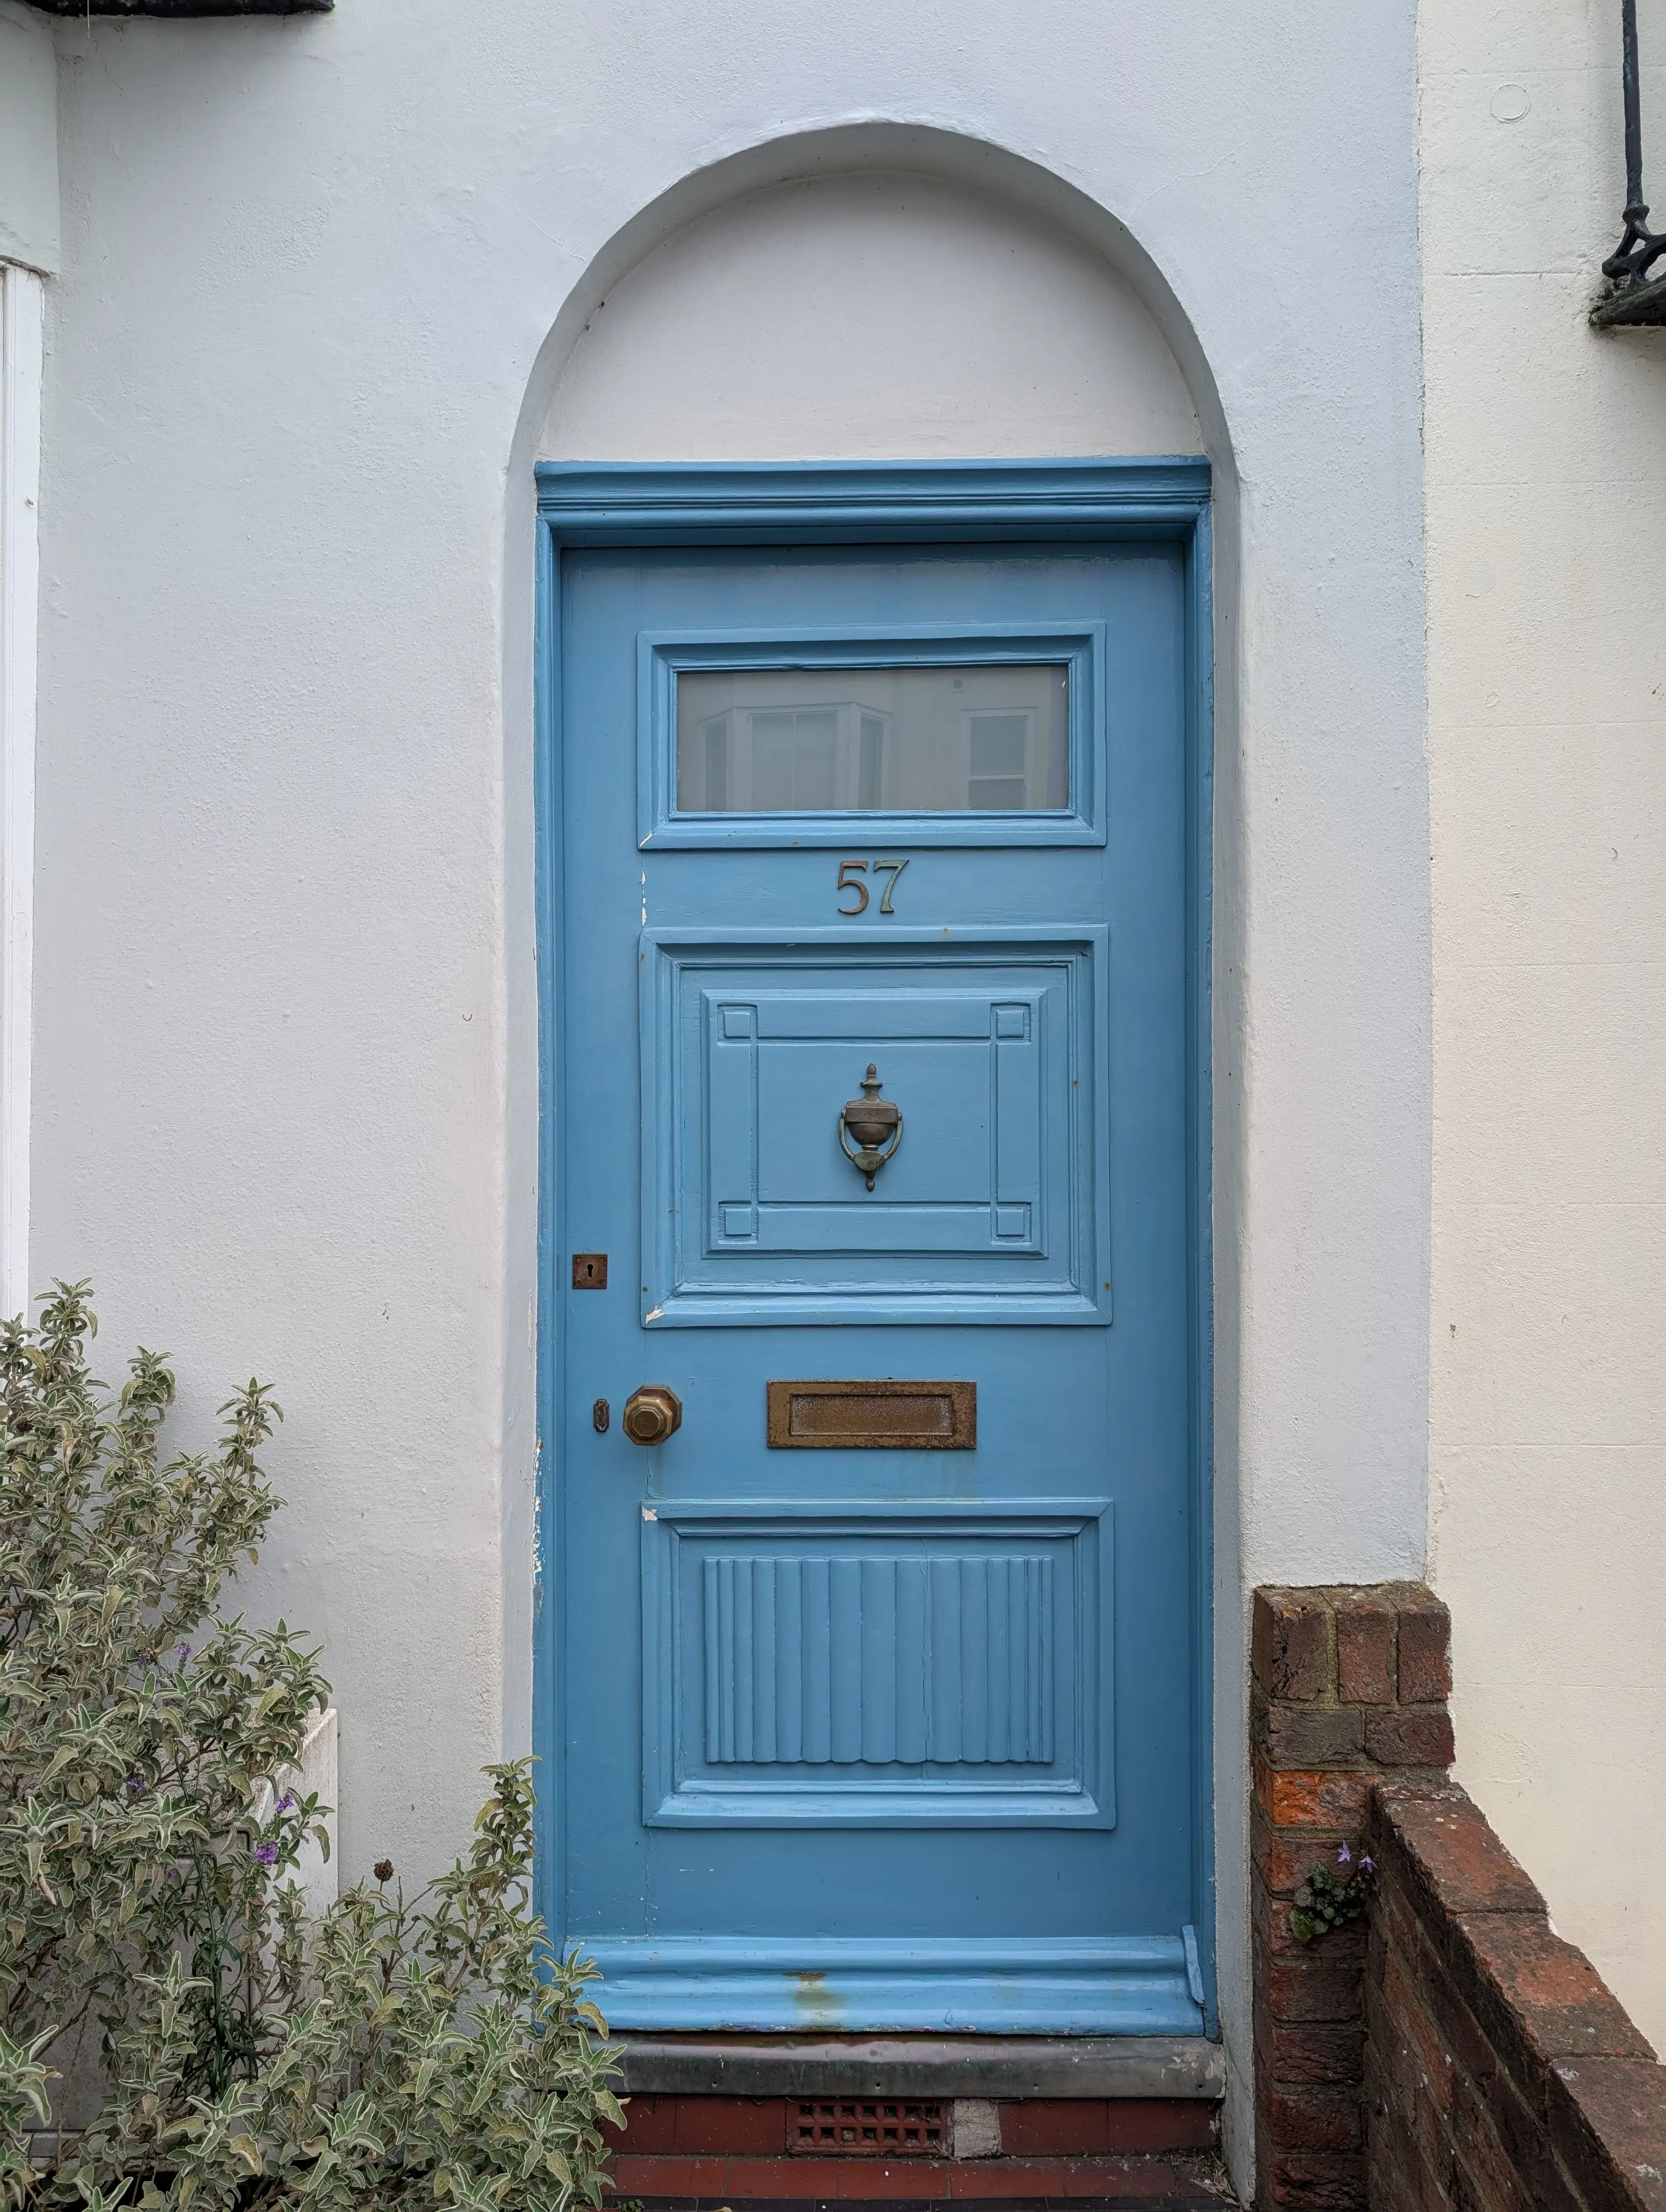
<box><xmin>529</xmin><ymin>152</ymin><xmax>1219</xmax><ymax>2043</ymax></box>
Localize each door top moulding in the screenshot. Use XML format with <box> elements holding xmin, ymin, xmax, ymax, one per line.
<box><xmin>612</xmin><ymin>2033</ymin><xmax>1225</xmax><ymax>2101</ymax></box>
<box><xmin>536</xmin><ymin>458</ymin><xmax>1213</xmax><ymax>546</ymax></box>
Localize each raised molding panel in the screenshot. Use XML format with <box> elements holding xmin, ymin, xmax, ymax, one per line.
<box><xmin>642</xmin><ymin>1498</ymin><xmax>1113</xmax><ymax>1827</ymax></box>
<box><xmin>640</xmin><ymin>930</ymin><xmax>1111</xmax><ymax>1326</ymax></box>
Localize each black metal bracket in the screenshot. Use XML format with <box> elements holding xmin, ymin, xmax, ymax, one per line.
<box><xmin>25</xmin><ymin>1</ymin><xmax>330</xmax><ymax>13</ymax></box>
<box><xmin>1593</xmin><ymin>0</ymin><xmax>1666</xmax><ymax>326</ymax></box>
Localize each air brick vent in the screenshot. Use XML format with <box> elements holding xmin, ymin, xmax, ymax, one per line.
<box><xmin>791</xmin><ymin>2099</ymin><xmax>945</xmax><ymax>2155</ymax></box>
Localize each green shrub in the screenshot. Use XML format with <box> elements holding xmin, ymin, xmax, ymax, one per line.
<box><xmin>0</xmin><ymin>1283</ymin><xmax>620</xmax><ymax>2209</ymax></box>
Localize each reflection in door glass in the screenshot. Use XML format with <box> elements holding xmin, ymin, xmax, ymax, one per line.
<box><xmin>676</xmin><ymin>664</ymin><xmax>1069</xmax><ymax>813</ymax></box>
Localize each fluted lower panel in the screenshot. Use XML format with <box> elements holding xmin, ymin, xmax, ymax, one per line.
<box><xmin>702</xmin><ymin>1553</ymin><xmax>1053</xmax><ymax>1766</ymax></box>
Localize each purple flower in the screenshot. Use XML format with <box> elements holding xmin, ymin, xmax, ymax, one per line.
<box><xmin>1337</xmin><ymin>1843</ymin><xmax>1353</xmax><ymax>1866</ymax></box>
<box><xmin>126</xmin><ymin>1775</ymin><xmax>147</xmax><ymax>1793</ymax></box>
<box><xmin>253</xmin><ymin>1842</ymin><xmax>277</xmax><ymax>1866</ymax></box>
<box><xmin>177</xmin><ymin>1644</ymin><xmax>193</xmax><ymax>1662</ymax></box>
<box><xmin>276</xmin><ymin>1792</ymin><xmax>296</xmax><ymax>1813</ymax></box>
<box><xmin>1360</xmin><ymin>1855</ymin><xmax>1376</xmax><ymax>1875</ymax></box>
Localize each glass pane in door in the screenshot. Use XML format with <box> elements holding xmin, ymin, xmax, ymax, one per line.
<box><xmin>676</xmin><ymin>663</ymin><xmax>1069</xmax><ymax>813</ymax></box>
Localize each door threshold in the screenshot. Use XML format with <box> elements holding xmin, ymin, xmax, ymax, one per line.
<box><xmin>611</xmin><ymin>2033</ymin><xmax>1225</xmax><ymax>2100</ymax></box>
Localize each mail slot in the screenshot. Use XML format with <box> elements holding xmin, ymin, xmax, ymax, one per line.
<box><xmin>766</xmin><ymin>1379</ymin><xmax>977</xmax><ymax>1450</ymax></box>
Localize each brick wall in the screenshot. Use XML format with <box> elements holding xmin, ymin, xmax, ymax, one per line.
<box><xmin>1366</xmin><ymin>1782</ymin><xmax>1666</xmax><ymax>2212</ymax></box>
<box><xmin>1251</xmin><ymin>1584</ymin><xmax>1457</xmax><ymax>2209</ymax></box>
<box><xmin>603</xmin><ymin>2094</ymin><xmax>1224</xmax><ymax>2203</ymax></box>
<box><xmin>1253</xmin><ymin>1584</ymin><xmax>1666</xmax><ymax>2212</ymax></box>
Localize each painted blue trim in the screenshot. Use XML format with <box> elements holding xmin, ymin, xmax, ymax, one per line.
<box><xmin>531</xmin><ymin>484</ymin><xmax>565</xmax><ymax>1960</ymax></box>
<box><xmin>574</xmin><ymin>1934</ymin><xmax>1206</xmax><ymax>2036</ymax></box>
<box><xmin>533</xmin><ymin>458</ymin><xmax>1215</xmax><ymax>2031</ymax></box>
<box><xmin>1184</xmin><ymin>502</ymin><xmax>1218</xmax><ymax>2041</ymax></box>
<box><xmin>536</xmin><ymin>458</ymin><xmax>1212</xmax><ymax>545</ymax></box>
<box><xmin>642</xmin><ymin>1495</ymin><xmax>1112</xmax><ymax>1519</ymax></box>
<box><xmin>639</xmin><ymin>1497</ymin><xmax>1114</xmax><ymax>1828</ymax></box>
<box><xmin>636</xmin><ymin>622</ymin><xmax>1106</xmax><ymax>848</ymax></box>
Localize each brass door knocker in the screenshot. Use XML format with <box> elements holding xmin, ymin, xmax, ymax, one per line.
<box><xmin>838</xmin><ymin>1064</ymin><xmax>903</xmax><ymax>1190</ymax></box>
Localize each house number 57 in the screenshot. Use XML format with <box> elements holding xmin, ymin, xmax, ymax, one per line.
<box><xmin>836</xmin><ymin>859</ymin><xmax>908</xmax><ymax>915</ymax></box>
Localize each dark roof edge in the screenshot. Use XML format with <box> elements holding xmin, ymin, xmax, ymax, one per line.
<box><xmin>25</xmin><ymin>2</ymin><xmax>330</xmax><ymax>15</ymax></box>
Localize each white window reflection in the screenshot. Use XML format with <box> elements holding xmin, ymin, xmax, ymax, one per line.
<box><xmin>676</xmin><ymin>664</ymin><xmax>1068</xmax><ymax>814</ymax></box>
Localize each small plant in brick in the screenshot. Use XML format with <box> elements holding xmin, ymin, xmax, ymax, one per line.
<box><xmin>1291</xmin><ymin>1842</ymin><xmax>1376</xmax><ymax>1944</ymax></box>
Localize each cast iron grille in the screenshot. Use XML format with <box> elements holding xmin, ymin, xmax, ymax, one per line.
<box><xmin>1593</xmin><ymin>0</ymin><xmax>1666</xmax><ymax>324</ymax></box>
<box><xmin>792</xmin><ymin>2100</ymin><xmax>945</xmax><ymax>2155</ymax></box>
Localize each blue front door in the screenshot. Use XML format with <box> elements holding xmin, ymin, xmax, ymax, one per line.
<box><xmin>548</xmin><ymin>508</ymin><xmax>1208</xmax><ymax>2036</ymax></box>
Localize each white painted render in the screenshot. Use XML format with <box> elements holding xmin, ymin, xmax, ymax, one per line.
<box><xmin>26</xmin><ymin>2</ymin><xmax>1430</xmax><ymax>2177</ymax></box>
<box><xmin>539</xmin><ymin>173</ymin><xmax>1202</xmax><ymax>462</ymax></box>
<box><xmin>0</xmin><ymin>260</ymin><xmax>41</xmax><ymax>1320</ymax></box>
<box><xmin>1421</xmin><ymin>0</ymin><xmax>1666</xmax><ymax>2052</ymax></box>
<box><xmin>0</xmin><ymin>0</ymin><xmax>58</xmax><ymax>277</ymax></box>
<box><xmin>0</xmin><ymin>0</ymin><xmax>52</xmax><ymax>1329</ymax></box>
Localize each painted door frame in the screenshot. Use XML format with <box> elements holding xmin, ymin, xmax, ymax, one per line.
<box><xmin>532</xmin><ymin>457</ymin><xmax>1217</xmax><ymax>2033</ymax></box>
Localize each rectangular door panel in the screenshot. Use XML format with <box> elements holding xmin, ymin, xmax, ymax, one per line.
<box><xmin>643</xmin><ymin>933</ymin><xmax>1110</xmax><ymax>1324</ymax></box>
<box><xmin>642</xmin><ymin>1500</ymin><xmax>1113</xmax><ymax>1827</ymax></box>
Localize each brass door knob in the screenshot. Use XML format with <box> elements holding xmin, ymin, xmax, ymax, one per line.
<box><xmin>621</xmin><ymin>1385</ymin><xmax>683</xmax><ymax>1445</ymax></box>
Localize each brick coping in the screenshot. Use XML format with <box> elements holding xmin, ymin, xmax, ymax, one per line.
<box><xmin>1367</xmin><ymin>1779</ymin><xmax>1666</xmax><ymax>2212</ymax></box>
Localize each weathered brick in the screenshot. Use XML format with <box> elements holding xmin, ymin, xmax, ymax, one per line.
<box><xmin>1464</xmin><ymin>2053</ymin><xmax>1586</xmax><ymax>2212</ymax></box>
<box><xmin>1264</xmin><ymin>1702</ymin><xmax>1366</xmax><ymax>1769</ymax></box>
<box><xmin>1258</xmin><ymin>1759</ymin><xmax>1375</xmax><ymax>1831</ymax></box>
<box><xmin>1546</xmin><ymin>2056</ymin><xmax>1666</xmax><ymax>2212</ymax></box>
<box><xmin>1254</xmin><ymin>1817</ymin><xmax>1315</xmax><ymax>1898</ymax></box>
<box><xmin>1269</xmin><ymin>1912</ymin><xmax>1368</xmax><ymax>1965</ymax></box>
<box><xmin>1450</xmin><ymin>2070</ymin><xmax>1535</xmax><ymax>2212</ymax></box>
<box><xmin>1455</xmin><ymin>1913</ymin><xmax>1657</xmax><ymax>2094</ymax></box>
<box><xmin>1408</xmin><ymin>1919</ymin><xmax>1510</xmax><ymax>2094</ymax></box>
<box><xmin>1376</xmin><ymin>1943</ymin><xmax>1456</xmax><ymax>2119</ymax></box>
<box><xmin>1373</xmin><ymin>1783</ymin><xmax>1543</xmax><ymax>1916</ymax></box>
<box><xmin>1266</xmin><ymin>2147</ymin><xmax>1367</xmax><ymax>2209</ymax></box>
<box><xmin>1369</xmin><ymin>1860</ymin><xmax>1433</xmax><ymax>1969</ymax></box>
<box><xmin>1394</xmin><ymin>1587</ymin><xmax>1452</xmax><ymax>1705</ymax></box>
<box><xmin>1254</xmin><ymin>1589</ymin><xmax>1334</xmax><ymax>1701</ymax></box>
<box><xmin>1267</xmin><ymin>2081</ymin><xmax>1361</xmax><ymax>2153</ymax></box>
<box><xmin>1254</xmin><ymin>1810</ymin><xmax>1358</xmax><ymax>1898</ymax></box>
<box><xmin>1365</xmin><ymin>1980</ymin><xmax>1454</xmax><ymax>2192</ymax></box>
<box><xmin>1264</xmin><ymin>1952</ymin><xmax>1366</xmax><ymax>2025</ymax></box>
<box><xmin>1266</xmin><ymin>2018</ymin><xmax>1366</xmax><ymax>2087</ymax></box>
<box><xmin>1391</xmin><ymin>2133</ymin><xmax>1457</xmax><ymax>2212</ymax></box>
<box><xmin>1364</xmin><ymin>1706</ymin><xmax>1456</xmax><ymax>1767</ymax></box>
<box><xmin>1334</xmin><ymin>1594</ymin><xmax>1395</xmax><ymax>1706</ymax></box>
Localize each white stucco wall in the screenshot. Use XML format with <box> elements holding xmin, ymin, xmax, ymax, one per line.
<box><xmin>29</xmin><ymin>2</ymin><xmax>1430</xmax><ymax>2175</ymax></box>
<box><xmin>539</xmin><ymin>172</ymin><xmax>1202</xmax><ymax>461</ymax></box>
<box><xmin>1422</xmin><ymin>0</ymin><xmax>1666</xmax><ymax>2054</ymax></box>
<box><xmin>0</xmin><ymin>0</ymin><xmax>58</xmax><ymax>277</ymax></box>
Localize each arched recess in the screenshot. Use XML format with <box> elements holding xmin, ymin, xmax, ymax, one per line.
<box><xmin>498</xmin><ymin>119</ymin><xmax>1247</xmax><ymax>2176</ymax></box>
<box><xmin>536</xmin><ymin>169</ymin><xmax>1202</xmax><ymax>461</ymax></box>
